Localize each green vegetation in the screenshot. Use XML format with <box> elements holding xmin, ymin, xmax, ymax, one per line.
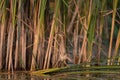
<box><xmin>0</xmin><ymin>0</ymin><xmax>120</xmax><ymax>73</ymax></box>
<box><xmin>32</xmin><ymin>65</ymin><xmax>120</xmax><ymax>76</ymax></box>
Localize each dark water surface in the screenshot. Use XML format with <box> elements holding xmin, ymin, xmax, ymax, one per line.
<box><xmin>0</xmin><ymin>72</ymin><xmax>120</xmax><ymax>80</ymax></box>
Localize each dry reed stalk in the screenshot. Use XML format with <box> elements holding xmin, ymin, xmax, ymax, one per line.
<box><xmin>21</xmin><ymin>26</ymin><xmax>26</xmax><ymax>69</ymax></box>
<box><xmin>37</xmin><ymin>45</ymin><xmax>41</xmax><ymax>69</ymax></box>
<box><xmin>37</xmin><ymin>24</ymin><xmax>45</xmax><ymax>70</ymax></box>
<box><xmin>0</xmin><ymin>0</ymin><xmax>6</xmax><ymax>70</ymax></box>
<box><xmin>7</xmin><ymin>0</ymin><xmax>17</xmax><ymax>72</ymax></box>
<box><xmin>108</xmin><ymin>0</ymin><xmax>118</xmax><ymax>65</ymax></box>
<box><xmin>73</xmin><ymin>25</ymin><xmax>79</xmax><ymax>64</ymax></box>
<box><xmin>30</xmin><ymin>1</ymin><xmax>40</xmax><ymax>71</ymax></box>
<box><xmin>7</xmin><ymin>25</ymin><xmax>14</xmax><ymax>72</ymax></box>
<box><xmin>67</xmin><ymin>0</ymin><xmax>80</xmax><ymax>33</ymax></box>
<box><xmin>78</xmin><ymin>19</ymin><xmax>88</xmax><ymax>64</ymax></box>
<box><xmin>0</xmin><ymin>24</ymin><xmax>5</xmax><ymax>69</ymax></box>
<box><xmin>78</xmin><ymin>34</ymin><xmax>87</xmax><ymax>64</ymax></box>
<box><xmin>43</xmin><ymin>0</ymin><xmax>60</xmax><ymax>69</ymax></box>
<box><xmin>43</xmin><ymin>19</ymin><xmax>55</xmax><ymax>69</ymax></box>
<box><xmin>14</xmin><ymin>0</ymin><xmax>22</xmax><ymax>70</ymax></box>
<box><xmin>36</xmin><ymin>0</ymin><xmax>49</xmax><ymax>69</ymax></box>
<box><xmin>80</xmin><ymin>0</ymin><xmax>92</xmax><ymax>66</ymax></box>
<box><xmin>111</xmin><ymin>29</ymin><xmax>120</xmax><ymax>64</ymax></box>
<box><xmin>37</xmin><ymin>25</ymin><xmax>45</xmax><ymax>70</ymax></box>
<box><xmin>6</xmin><ymin>28</ymin><xmax>10</xmax><ymax>70</ymax></box>
<box><xmin>37</xmin><ymin>41</ymin><xmax>44</xmax><ymax>69</ymax></box>
<box><xmin>31</xmin><ymin>0</ymin><xmax>47</xmax><ymax>70</ymax></box>
<box><xmin>14</xmin><ymin>36</ymin><xmax>18</xmax><ymax>69</ymax></box>
<box><xmin>30</xmin><ymin>14</ymin><xmax>40</xmax><ymax>71</ymax></box>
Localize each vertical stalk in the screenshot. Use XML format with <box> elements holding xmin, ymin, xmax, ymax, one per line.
<box><xmin>97</xmin><ymin>0</ymin><xmax>106</xmax><ymax>65</ymax></box>
<box><xmin>112</xmin><ymin>29</ymin><xmax>120</xmax><ymax>64</ymax></box>
<box><xmin>0</xmin><ymin>0</ymin><xmax>6</xmax><ymax>70</ymax></box>
<box><xmin>87</xmin><ymin>0</ymin><xmax>98</xmax><ymax>66</ymax></box>
<box><xmin>107</xmin><ymin>0</ymin><xmax>118</xmax><ymax>65</ymax></box>
<box><xmin>31</xmin><ymin>0</ymin><xmax>47</xmax><ymax>71</ymax></box>
<box><xmin>43</xmin><ymin>0</ymin><xmax>60</xmax><ymax>69</ymax></box>
<box><xmin>7</xmin><ymin>0</ymin><xmax>17</xmax><ymax>72</ymax></box>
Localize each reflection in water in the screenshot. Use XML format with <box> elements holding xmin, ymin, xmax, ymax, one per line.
<box><xmin>0</xmin><ymin>72</ymin><xmax>50</xmax><ymax>80</ymax></box>
<box><xmin>0</xmin><ymin>72</ymin><xmax>120</xmax><ymax>80</ymax></box>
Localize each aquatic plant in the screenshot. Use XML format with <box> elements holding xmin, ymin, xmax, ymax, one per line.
<box><xmin>0</xmin><ymin>0</ymin><xmax>120</xmax><ymax>72</ymax></box>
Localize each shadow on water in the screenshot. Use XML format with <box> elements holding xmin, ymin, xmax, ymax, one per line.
<box><xmin>0</xmin><ymin>72</ymin><xmax>120</xmax><ymax>80</ymax></box>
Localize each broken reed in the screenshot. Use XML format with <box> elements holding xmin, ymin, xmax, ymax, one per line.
<box><xmin>0</xmin><ymin>0</ymin><xmax>120</xmax><ymax>72</ymax></box>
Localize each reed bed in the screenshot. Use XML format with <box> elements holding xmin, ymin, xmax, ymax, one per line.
<box><xmin>0</xmin><ymin>0</ymin><xmax>120</xmax><ymax>72</ymax></box>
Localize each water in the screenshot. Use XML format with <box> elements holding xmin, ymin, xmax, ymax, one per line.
<box><xmin>0</xmin><ymin>72</ymin><xmax>120</xmax><ymax>80</ymax></box>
